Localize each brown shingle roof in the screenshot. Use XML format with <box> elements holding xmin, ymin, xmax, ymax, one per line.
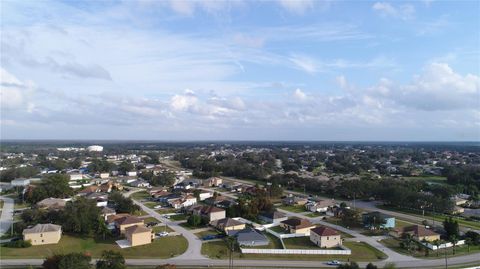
<box><xmin>125</xmin><ymin>224</ymin><xmax>151</xmax><ymax>235</ymax></box>
<box><xmin>311</xmin><ymin>226</ymin><xmax>339</xmax><ymax>237</ymax></box>
<box><xmin>404</xmin><ymin>225</ymin><xmax>439</xmax><ymax>237</ymax></box>
<box><xmin>281</xmin><ymin>217</ymin><xmax>313</xmax><ymax>229</ymax></box>
<box><xmin>211</xmin><ymin>218</ymin><xmax>244</xmax><ymax>229</ymax></box>
<box><xmin>116</xmin><ymin>215</ymin><xmax>143</xmax><ymax>226</ymax></box>
<box><xmin>23</xmin><ymin>223</ymin><xmax>61</xmax><ymax>234</ymax></box>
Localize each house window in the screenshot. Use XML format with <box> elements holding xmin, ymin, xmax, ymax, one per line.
<box><xmin>327</xmin><ymin>236</ymin><xmax>329</xmax><ymax>240</ymax></box>
<box><xmin>42</xmin><ymin>240</ymin><xmax>44</xmax><ymax>242</ymax></box>
<box><xmin>40</xmin><ymin>233</ymin><xmax>43</xmax><ymax>237</ymax></box>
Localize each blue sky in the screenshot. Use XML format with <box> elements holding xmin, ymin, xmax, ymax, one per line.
<box><xmin>1</xmin><ymin>0</ymin><xmax>479</xmax><ymax>141</ymax></box>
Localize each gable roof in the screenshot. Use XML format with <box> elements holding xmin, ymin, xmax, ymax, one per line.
<box><xmin>23</xmin><ymin>223</ymin><xmax>61</xmax><ymax>234</ymax></box>
<box><xmin>404</xmin><ymin>225</ymin><xmax>439</xmax><ymax>237</ymax></box>
<box><xmin>281</xmin><ymin>217</ymin><xmax>313</xmax><ymax>229</ymax></box>
<box><xmin>236</xmin><ymin>228</ymin><xmax>268</xmax><ymax>243</ymax></box>
<box><xmin>311</xmin><ymin>226</ymin><xmax>339</xmax><ymax>237</ymax></box>
<box><xmin>260</xmin><ymin>210</ymin><xmax>286</xmax><ymax>219</ymax></box>
<box><xmin>211</xmin><ymin>218</ymin><xmax>244</xmax><ymax>229</ymax></box>
<box><xmin>116</xmin><ymin>215</ymin><xmax>143</xmax><ymax>226</ymax></box>
<box><xmin>125</xmin><ymin>224</ymin><xmax>151</xmax><ymax>235</ymax></box>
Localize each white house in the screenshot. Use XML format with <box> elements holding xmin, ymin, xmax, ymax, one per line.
<box><xmin>99</xmin><ymin>173</ymin><xmax>110</xmax><ymax>179</ymax></box>
<box><xmin>199</xmin><ymin>191</ymin><xmax>213</xmax><ymax>201</ymax></box>
<box><xmin>69</xmin><ymin>174</ymin><xmax>83</xmax><ymax>181</ymax></box>
<box><xmin>10</xmin><ymin>178</ymin><xmax>31</xmax><ymax>187</ymax></box>
<box><xmin>127</xmin><ymin>171</ymin><xmax>137</xmax><ymax>177</ymax></box>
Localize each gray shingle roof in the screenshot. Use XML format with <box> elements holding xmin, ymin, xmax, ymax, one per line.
<box><xmin>23</xmin><ymin>223</ymin><xmax>61</xmax><ymax>234</ymax></box>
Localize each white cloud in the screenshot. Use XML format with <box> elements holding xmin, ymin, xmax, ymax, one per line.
<box><xmin>170</xmin><ymin>90</ymin><xmax>198</xmax><ymax>111</ymax></box>
<box><xmin>278</xmin><ymin>0</ymin><xmax>314</xmax><ymax>14</ymax></box>
<box><xmin>372</xmin><ymin>2</ymin><xmax>415</xmax><ymax>20</ymax></box>
<box><xmin>289</xmin><ymin>54</ymin><xmax>318</xmax><ymax>74</ymax></box>
<box><xmin>293</xmin><ymin>88</ymin><xmax>307</xmax><ymax>101</ymax></box>
<box><xmin>0</xmin><ymin>68</ymin><xmax>35</xmax><ymax>111</ymax></box>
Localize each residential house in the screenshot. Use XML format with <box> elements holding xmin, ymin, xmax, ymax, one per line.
<box><xmin>127</xmin><ymin>171</ymin><xmax>137</xmax><ymax>177</ymax></box>
<box><xmin>235</xmin><ymin>227</ymin><xmax>269</xmax><ymax>247</ymax></box>
<box><xmin>204</xmin><ymin>195</ymin><xmax>227</xmax><ymax>206</ymax></box>
<box><xmin>203</xmin><ymin>177</ymin><xmax>223</xmax><ymax>187</ymax></box>
<box><xmin>217</xmin><ymin>199</ymin><xmax>237</xmax><ymax>209</ymax></box>
<box><xmin>310</xmin><ymin>226</ymin><xmax>342</xmax><ymax>248</ymax></box>
<box><xmin>391</xmin><ymin>225</ymin><xmax>440</xmax><ymax>242</ymax></box>
<box><xmin>99</xmin><ymin>173</ymin><xmax>110</xmax><ymax>179</ymax></box>
<box><xmin>69</xmin><ymin>173</ymin><xmax>83</xmax><ymax>181</ymax></box>
<box><xmin>198</xmin><ymin>191</ymin><xmax>213</xmax><ymax>201</ymax></box>
<box><xmin>258</xmin><ymin>211</ymin><xmax>287</xmax><ymax>224</ymax></box>
<box><xmin>362</xmin><ymin>211</ymin><xmax>395</xmax><ymax>229</ymax></box>
<box><xmin>78</xmin><ymin>185</ymin><xmax>100</xmax><ymax>196</ymax></box>
<box><xmin>125</xmin><ymin>225</ymin><xmax>153</xmax><ymax>247</ymax></box>
<box><xmin>101</xmin><ymin>207</ymin><xmax>116</xmax><ymax>221</ymax></box>
<box><xmin>10</xmin><ymin>178</ymin><xmax>30</xmax><ymax>187</ymax></box>
<box><xmin>129</xmin><ymin>180</ymin><xmax>150</xmax><ymax>188</ymax></box>
<box><xmin>85</xmin><ymin>192</ymin><xmax>109</xmax><ymax>207</ymax></box>
<box><xmin>210</xmin><ymin>218</ymin><xmax>246</xmax><ymax>233</ymax></box>
<box><xmin>190</xmin><ymin>205</ymin><xmax>226</xmax><ymax>222</ymax></box>
<box><xmin>305</xmin><ymin>199</ymin><xmax>335</xmax><ymax>213</ymax></box>
<box><xmin>282</xmin><ymin>196</ymin><xmax>308</xmax><ymax>206</ymax></box>
<box><xmin>23</xmin><ymin>224</ymin><xmax>62</xmax><ymax>245</ymax></box>
<box><xmin>115</xmin><ymin>215</ymin><xmax>144</xmax><ymax>234</ymax></box>
<box><xmin>280</xmin><ymin>217</ymin><xmax>315</xmax><ymax>235</ymax></box>
<box><xmin>37</xmin><ymin>198</ymin><xmax>67</xmax><ymax>210</ymax></box>
<box><xmin>169</xmin><ymin>195</ymin><xmax>197</xmax><ymax>209</ymax></box>
<box><xmin>453</xmin><ymin>196</ymin><xmax>468</xmax><ymax>206</ymax></box>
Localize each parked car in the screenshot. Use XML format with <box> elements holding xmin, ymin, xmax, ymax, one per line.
<box><xmin>146</xmin><ymin>222</ymin><xmax>158</xmax><ymax>227</ymax></box>
<box><xmin>154</xmin><ymin>205</ymin><xmax>162</xmax><ymax>209</ymax></box>
<box><xmin>156</xmin><ymin>232</ymin><xmax>169</xmax><ymax>237</ymax></box>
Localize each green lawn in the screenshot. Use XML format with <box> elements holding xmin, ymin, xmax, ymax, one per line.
<box><xmin>403</xmin><ymin>176</ymin><xmax>447</xmax><ymax>184</ymax></box>
<box><xmin>305</xmin><ymin>212</ymin><xmax>324</xmax><ymax>218</ymax></box>
<box><xmin>283</xmin><ymin>236</ymin><xmax>320</xmax><ymax>249</ymax></box>
<box><xmin>142</xmin><ymin>202</ymin><xmax>158</xmax><ymax>209</ymax></box>
<box><xmin>201</xmin><ymin>240</ymin><xmax>386</xmax><ymax>261</ymax></box>
<box><xmin>195</xmin><ymin>229</ymin><xmax>220</xmax><ymax>239</ymax></box>
<box><xmin>178</xmin><ymin>222</ymin><xmax>207</xmax><ymax>230</ymax></box>
<box><xmin>130</xmin><ymin>191</ymin><xmax>151</xmax><ymax>200</ymax></box>
<box><xmin>0</xmin><ymin>234</ymin><xmax>187</xmax><ymax>259</ymax></box>
<box><xmin>378</xmin><ymin>205</ymin><xmax>480</xmax><ymax>230</ymax></box>
<box><xmin>169</xmin><ymin>214</ymin><xmax>188</xmax><ymax>221</ymax></box>
<box><xmin>277</xmin><ymin>205</ymin><xmax>307</xmax><ymax>213</ymax></box>
<box><xmin>380</xmin><ymin>238</ymin><xmax>480</xmax><ymax>259</ymax></box>
<box><xmin>269</xmin><ymin>225</ymin><xmax>287</xmax><ymax>234</ymax></box>
<box><xmin>324</xmin><ymin>217</ymin><xmax>363</xmax><ymax>229</ymax></box>
<box><xmin>152</xmin><ymin>225</ymin><xmax>175</xmax><ymax>233</ymax></box>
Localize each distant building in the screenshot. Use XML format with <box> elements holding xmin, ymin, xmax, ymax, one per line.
<box><xmin>23</xmin><ymin>224</ymin><xmax>62</xmax><ymax>245</ymax></box>
<box><xmin>203</xmin><ymin>177</ymin><xmax>223</xmax><ymax>187</ymax></box>
<box><xmin>87</xmin><ymin>145</ymin><xmax>103</xmax><ymax>152</ymax></box>
<box><xmin>115</xmin><ymin>215</ymin><xmax>144</xmax><ymax>234</ymax></box>
<box><xmin>391</xmin><ymin>225</ymin><xmax>440</xmax><ymax>242</ymax></box>
<box><xmin>69</xmin><ymin>174</ymin><xmax>83</xmax><ymax>181</ymax></box>
<box><xmin>10</xmin><ymin>178</ymin><xmax>30</xmax><ymax>187</ymax></box>
<box><xmin>362</xmin><ymin>211</ymin><xmax>395</xmax><ymax>229</ymax></box>
<box><xmin>99</xmin><ymin>173</ymin><xmax>110</xmax><ymax>179</ymax></box>
<box><xmin>258</xmin><ymin>211</ymin><xmax>287</xmax><ymax>224</ymax></box>
<box><xmin>190</xmin><ymin>205</ymin><xmax>226</xmax><ymax>222</ymax></box>
<box><xmin>37</xmin><ymin>198</ymin><xmax>67</xmax><ymax>210</ymax></box>
<box><xmin>310</xmin><ymin>226</ymin><xmax>342</xmax><ymax>248</ymax></box>
<box><xmin>282</xmin><ymin>196</ymin><xmax>308</xmax><ymax>206</ymax></box>
<box><xmin>305</xmin><ymin>199</ymin><xmax>335</xmax><ymax>213</ymax></box>
<box><xmin>127</xmin><ymin>171</ymin><xmax>137</xmax><ymax>177</ymax></box>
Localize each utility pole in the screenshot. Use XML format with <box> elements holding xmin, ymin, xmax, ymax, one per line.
<box><xmin>444</xmin><ymin>244</ymin><xmax>448</xmax><ymax>269</ymax></box>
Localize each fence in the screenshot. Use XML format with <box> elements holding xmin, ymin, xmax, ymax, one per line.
<box><xmin>240</xmin><ymin>246</ymin><xmax>351</xmax><ymax>255</ymax></box>
<box><xmin>423</xmin><ymin>240</ymin><xmax>465</xmax><ymax>250</ymax></box>
<box><xmin>265</xmin><ymin>228</ymin><xmax>307</xmax><ymax>239</ymax></box>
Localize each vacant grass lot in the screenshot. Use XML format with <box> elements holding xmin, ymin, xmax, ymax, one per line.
<box><xmin>201</xmin><ymin>240</ymin><xmax>386</xmax><ymax>261</ymax></box>
<box><xmin>277</xmin><ymin>205</ymin><xmax>307</xmax><ymax>213</ymax></box>
<box><xmin>0</xmin><ymin>234</ymin><xmax>187</xmax><ymax>259</ymax></box>
<box><xmin>169</xmin><ymin>214</ymin><xmax>188</xmax><ymax>221</ymax></box>
<box><xmin>195</xmin><ymin>229</ymin><xmax>220</xmax><ymax>239</ymax></box>
<box><xmin>378</xmin><ymin>205</ymin><xmax>480</xmax><ymax>230</ymax></box>
<box><xmin>380</xmin><ymin>238</ymin><xmax>480</xmax><ymax>259</ymax></box>
<box><xmin>130</xmin><ymin>191</ymin><xmax>151</xmax><ymax>200</ymax></box>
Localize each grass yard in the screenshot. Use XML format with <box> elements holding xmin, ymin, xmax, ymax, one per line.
<box><xmin>142</xmin><ymin>201</ymin><xmax>159</xmax><ymax>209</ymax></box>
<box><xmin>305</xmin><ymin>212</ymin><xmax>324</xmax><ymax>218</ymax></box>
<box><xmin>130</xmin><ymin>191</ymin><xmax>151</xmax><ymax>200</ymax></box>
<box><xmin>324</xmin><ymin>217</ymin><xmax>363</xmax><ymax>229</ymax></box>
<box><xmin>380</xmin><ymin>238</ymin><xmax>480</xmax><ymax>259</ymax></box>
<box><xmin>179</xmin><ymin>222</ymin><xmax>207</xmax><ymax>230</ymax></box>
<box><xmin>277</xmin><ymin>205</ymin><xmax>307</xmax><ymax>213</ymax></box>
<box><xmin>195</xmin><ymin>229</ymin><xmax>220</xmax><ymax>239</ymax></box>
<box><xmin>0</xmin><ymin>234</ymin><xmax>187</xmax><ymax>259</ymax></box>
<box><xmin>283</xmin><ymin>236</ymin><xmax>319</xmax><ymax>249</ymax></box>
<box><xmin>201</xmin><ymin>240</ymin><xmax>386</xmax><ymax>261</ymax></box>
<box><xmin>396</xmin><ymin>219</ymin><xmax>414</xmax><ymax>229</ymax></box>
<box><xmin>133</xmin><ymin>209</ymin><xmax>148</xmax><ymax>216</ymax></box>
<box><xmin>378</xmin><ymin>205</ymin><xmax>480</xmax><ymax>230</ymax></box>
<box><xmin>169</xmin><ymin>214</ymin><xmax>188</xmax><ymax>221</ymax></box>
<box><xmin>269</xmin><ymin>225</ymin><xmax>287</xmax><ymax>234</ymax></box>
<box><xmin>152</xmin><ymin>225</ymin><xmax>175</xmax><ymax>233</ymax></box>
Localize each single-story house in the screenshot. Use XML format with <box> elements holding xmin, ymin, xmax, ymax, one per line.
<box><xmin>101</xmin><ymin>207</ymin><xmax>116</xmax><ymax>221</ymax></box>
<box><xmin>391</xmin><ymin>225</ymin><xmax>441</xmax><ymax>242</ymax></box>
<box><xmin>199</xmin><ymin>191</ymin><xmax>213</xmax><ymax>201</ymax></box>
<box><xmin>282</xmin><ymin>196</ymin><xmax>308</xmax><ymax>206</ymax></box>
<box><xmin>129</xmin><ymin>180</ymin><xmax>150</xmax><ymax>188</ymax></box>
<box><xmin>99</xmin><ymin>173</ymin><xmax>110</xmax><ymax>179</ymax></box>
<box><xmin>190</xmin><ymin>205</ymin><xmax>226</xmax><ymax>222</ymax></box>
<box><xmin>362</xmin><ymin>211</ymin><xmax>395</xmax><ymax>229</ymax></box>
<box><xmin>125</xmin><ymin>225</ymin><xmax>153</xmax><ymax>247</ymax></box>
<box><xmin>10</xmin><ymin>178</ymin><xmax>30</xmax><ymax>187</ymax></box>
<box><xmin>310</xmin><ymin>226</ymin><xmax>342</xmax><ymax>248</ymax></box>
<box><xmin>280</xmin><ymin>217</ymin><xmax>315</xmax><ymax>235</ymax></box>
<box><xmin>235</xmin><ymin>228</ymin><xmax>269</xmax><ymax>247</ymax></box>
<box><xmin>258</xmin><ymin>211</ymin><xmax>287</xmax><ymax>224</ymax></box>
<box><xmin>23</xmin><ymin>224</ymin><xmax>62</xmax><ymax>245</ymax></box>
<box><xmin>210</xmin><ymin>218</ymin><xmax>246</xmax><ymax>233</ymax></box>
<box><xmin>37</xmin><ymin>198</ymin><xmax>67</xmax><ymax>210</ymax></box>
<box><xmin>69</xmin><ymin>173</ymin><xmax>83</xmax><ymax>181</ymax></box>
<box><xmin>203</xmin><ymin>177</ymin><xmax>223</xmax><ymax>187</ymax></box>
<box><xmin>127</xmin><ymin>171</ymin><xmax>137</xmax><ymax>177</ymax></box>
<box><xmin>305</xmin><ymin>199</ymin><xmax>336</xmax><ymax>213</ymax></box>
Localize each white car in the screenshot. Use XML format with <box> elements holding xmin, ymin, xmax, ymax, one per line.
<box><xmin>326</xmin><ymin>260</ymin><xmax>341</xmax><ymax>266</ymax></box>
<box><xmin>154</xmin><ymin>205</ymin><xmax>162</xmax><ymax>209</ymax></box>
<box><xmin>157</xmin><ymin>232</ymin><xmax>169</xmax><ymax>237</ymax></box>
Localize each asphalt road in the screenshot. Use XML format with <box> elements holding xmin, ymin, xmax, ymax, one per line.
<box><xmin>0</xmin><ymin>195</ymin><xmax>14</xmax><ymax>236</ymax></box>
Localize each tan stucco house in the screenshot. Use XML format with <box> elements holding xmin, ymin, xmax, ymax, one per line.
<box><xmin>23</xmin><ymin>223</ymin><xmax>62</xmax><ymax>245</ymax></box>
<box><xmin>125</xmin><ymin>225</ymin><xmax>153</xmax><ymax>247</ymax></box>
<box><xmin>115</xmin><ymin>215</ymin><xmax>144</xmax><ymax>234</ymax></box>
<box><xmin>210</xmin><ymin>218</ymin><xmax>246</xmax><ymax>232</ymax></box>
<box><xmin>391</xmin><ymin>225</ymin><xmax>441</xmax><ymax>242</ymax></box>
<box><xmin>310</xmin><ymin>226</ymin><xmax>342</xmax><ymax>248</ymax></box>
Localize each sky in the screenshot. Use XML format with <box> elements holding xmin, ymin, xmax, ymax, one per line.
<box><xmin>1</xmin><ymin>0</ymin><xmax>479</xmax><ymax>141</ymax></box>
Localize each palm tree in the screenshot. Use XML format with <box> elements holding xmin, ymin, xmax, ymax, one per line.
<box><xmin>465</xmin><ymin>237</ymin><xmax>472</xmax><ymax>252</ymax></box>
<box><xmin>450</xmin><ymin>235</ymin><xmax>458</xmax><ymax>255</ymax></box>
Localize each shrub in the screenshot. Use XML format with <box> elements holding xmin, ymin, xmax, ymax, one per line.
<box><xmin>5</xmin><ymin>239</ymin><xmax>31</xmax><ymax>248</ymax></box>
